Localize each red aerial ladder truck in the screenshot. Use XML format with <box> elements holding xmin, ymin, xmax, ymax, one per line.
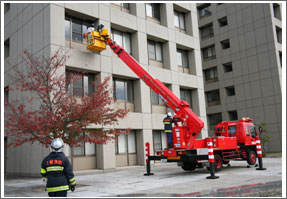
<box><xmin>83</xmin><ymin>24</ymin><xmax>266</xmax><ymax>179</ymax></box>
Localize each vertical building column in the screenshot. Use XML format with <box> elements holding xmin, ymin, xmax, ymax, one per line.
<box><xmin>96</xmin><ymin>72</ymin><xmax>116</xmax><ymax>169</ymax></box>
<box><xmin>136</xmin><ymin>129</ymin><xmax>153</xmax><ymax>165</ymax></box>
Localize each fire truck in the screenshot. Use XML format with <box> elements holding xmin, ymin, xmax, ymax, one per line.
<box><xmin>83</xmin><ymin>25</ymin><xmax>266</xmax><ymax>179</ymax></box>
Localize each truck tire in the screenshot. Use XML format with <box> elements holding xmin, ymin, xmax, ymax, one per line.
<box><xmin>207</xmin><ymin>155</ymin><xmax>222</xmax><ymax>171</ymax></box>
<box><xmin>247</xmin><ymin>151</ymin><xmax>257</xmax><ymax>165</ymax></box>
<box><xmin>222</xmin><ymin>160</ymin><xmax>230</xmax><ymax>165</ymax></box>
<box><xmin>181</xmin><ymin>162</ymin><xmax>197</xmax><ymax>171</ymax></box>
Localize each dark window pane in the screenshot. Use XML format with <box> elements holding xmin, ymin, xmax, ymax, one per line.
<box><xmin>72</xmin><ymin>20</ymin><xmax>82</xmax><ymax>33</ymax></box>
<box><xmin>228</xmin><ymin>126</ymin><xmax>236</xmax><ymax>135</ymax></box>
<box><xmin>72</xmin><ymin>33</ymin><xmax>83</xmax><ymax>42</ymax></box>
<box><xmin>148</xmin><ymin>40</ymin><xmax>156</xmax><ymax>60</ymax></box>
<box><xmin>126</xmin><ymin>81</ymin><xmax>134</xmax><ymax>102</ymax></box>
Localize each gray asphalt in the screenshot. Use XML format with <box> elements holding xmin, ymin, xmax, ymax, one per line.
<box><xmin>4</xmin><ymin>157</ymin><xmax>283</xmax><ymax>197</ymax></box>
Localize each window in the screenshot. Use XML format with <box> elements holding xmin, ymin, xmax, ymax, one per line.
<box><xmin>4</xmin><ymin>3</ymin><xmax>10</xmax><ymax>13</ymax></box>
<box><xmin>198</xmin><ymin>4</ymin><xmax>211</xmax><ymax>18</ymax></box>
<box><xmin>202</xmin><ymin>45</ymin><xmax>216</xmax><ymax>59</ymax></box>
<box><xmin>204</xmin><ymin>67</ymin><xmax>218</xmax><ymax>82</ymax></box>
<box><xmin>115</xmin><ymin>131</ymin><xmax>136</xmax><ymax>154</ymax></box>
<box><xmin>174</xmin><ymin>10</ymin><xmax>185</xmax><ymax>30</ymax></box>
<box><xmin>4</xmin><ymin>86</ymin><xmax>9</xmax><ymax>104</ymax></box>
<box><xmin>273</xmin><ymin>3</ymin><xmax>281</xmax><ymax>20</ymax></box>
<box><xmin>66</xmin><ymin>71</ymin><xmax>95</xmax><ymax>97</ymax></box>
<box><xmin>72</xmin><ymin>132</ymin><xmax>96</xmax><ymax>156</ymax></box>
<box><xmin>177</xmin><ymin>49</ymin><xmax>189</xmax><ymax>68</ymax></box>
<box><xmin>228</xmin><ymin>126</ymin><xmax>236</xmax><ymax>135</ymax></box>
<box><xmin>200</xmin><ymin>23</ymin><xmax>214</xmax><ymax>39</ymax></box>
<box><xmin>151</xmin><ymin>90</ymin><xmax>165</xmax><ymax>105</ymax></box>
<box><xmin>208</xmin><ymin>113</ymin><xmax>222</xmax><ymax>125</ymax></box>
<box><xmin>111</xmin><ymin>29</ymin><xmax>132</xmax><ymax>54</ymax></box>
<box><xmin>279</xmin><ymin>51</ymin><xmax>282</xmax><ymax>67</ymax></box>
<box><xmin>113</xmin><ymin>3</ymin><xmax>129</xmax><ymax>11</ymax></box>
<box><xmin>146</xmin><ymin>3</ymin><xmax>160</xmax><ymax>21</ymax></box>
<box><xmin>217</xmin><ymin>3</ymin><xmax>223</xmax><ymax>5</ymax></box>
<box><xmin>114</xmin><ymin>79</ymin><xmax>134</xmax><ymax>102</ymax></box>
<box><xmin>4</xmin><ymin>39</ymin><xmax>9</xmax><ymax>58</ymax></box>
<box><xmin>180</xmin><ymin>88</ymin><xmax>192</xmax><ymax>109</ymax></box>
<box><xmin>148</xmin><ymin>40</ymin><xmax>163</xmax><ymax>62</ymax></box>
<box><xmin>228</xmin><ymin>110</ymin><xmax>238</xmax><ymax>121</ymax></box>
<box><xmin>153</xmin><ymin>131</ymin><xmax>167</xmax><ymax>153</ymax></box>
<box><xmin>249</xmin><ymin>126</ymin><xmax>257</xmax><ymax>138</ymax></box>
<box><xmin>226</xmin><ymin>86</ymin><xmax>235</xmax><ymax>96</ymax></box>
<box><xmin>218</xmin><ymin>16</ymin><xmax>228</xmax><ymax>27</ymax></box>
<box><xmin>65</xmin><ymin>16</ymin><xmax>93</xmax><ymax>42</ymax></box>
<box><xmin>245</xmin><ymin>126</ymin><xmax>250</xmax><ymax>136</ymax></box>
<box><xmin>206</xmin><ymin>90</ymin><xmax>220</xmax><ymax>106</ymax></box>
<box><xmin>276</xmin><ymin>26</ymin><xmax>282</xmax><ymax>44</ymax></box>
<box><xmin>223</xmin><ymin>62</ymin><xmax>233</xmax><ymax>73</ymax></box>
<box><xmin>221</xmin><ymin>39</ymin><xmax>230</xmax><ymax>49</ymax></box>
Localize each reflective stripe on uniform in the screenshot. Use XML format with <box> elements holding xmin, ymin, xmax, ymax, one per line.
<box><xmin>164</xmin><ymin>130</ymin><xmax>172</xmax><ymax>133</ymax></box>
<box><xmin>46</xmin><ymin>166</ymin><xmax>64</xmax><ymax>172</ymax></box>
<box><xmin>46</xmin><ymin>185</ymin><xmax>69</xmax><ymax>192</ymax></box>
<box><xmin>69</xmin><ymin>177</ymin><xmax>76</xmax><ymax>185</ymax></box>
<box><xmin>41</xmin><ymin>168</ymin><xmax>46</xmax><ymax>174</ymax></box>
<box><xmin>164</xmin><ymin>122</ymin><xmax>171</xmax><ymax>124</ymax></box>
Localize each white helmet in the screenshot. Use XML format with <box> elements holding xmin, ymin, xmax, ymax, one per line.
<box><xmin>167</xmin><ymin>112</ymin><xmax>172</xmax><ymax>117</ymax></box>
<box><xmin>51</xmin><ymin>138</ymin><xmax>64</xmax><ymax>152</ymax></box>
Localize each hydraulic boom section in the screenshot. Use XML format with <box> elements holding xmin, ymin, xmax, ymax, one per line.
<box><xmin>83</xmin><ymin>24</ymin><xmax>204</xmax><ymax>149</ymax></box>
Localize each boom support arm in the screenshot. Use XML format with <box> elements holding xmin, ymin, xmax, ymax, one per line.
<box><xmin>83</xmin><ymin>25</ymin><xmax>204</xmax><ymax>149</ymax></box>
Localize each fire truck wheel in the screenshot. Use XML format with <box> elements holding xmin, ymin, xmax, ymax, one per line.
<box><xmin>222</xmin><ymin>160</ymin><xmax>230</xmax><ymax>165</ymax></box>
<box><xmin>181</xmin><ymin>162</ymin><xmax>197</xmax><ymax>171</ymax></box>
<box><xmin>247</xmin><ymin>151</ymin><xmax>257</xmax><ymax>165</ymax></box>
<box><xmin>214</xmin><ymin>155</ymin><xmax>223</xmax><ymax>171</ymax></box>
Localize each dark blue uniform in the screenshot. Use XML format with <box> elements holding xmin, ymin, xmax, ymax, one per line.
<box><xmin>41</xmin><ymin>152</ymin><xmax>76</xmax><ymax>197</ymax></box>
<box><xmin>163</xmin><ymin>116</ymin><xmax>173</xmax><ymax>148</ymax></box>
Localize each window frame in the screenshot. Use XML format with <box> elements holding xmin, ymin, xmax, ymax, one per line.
<box><xmin>273</xmin><ymin>3</ymin><xmax>281</xmax><ymax>20</ymax></box>
<box><xmin>148</xmin><ymin>40</ymin><xmax>163</xmax><ymax>62</ymax></box>
<box><xmin>225</xmin><ymin>86</ymin><xmax>235</xmax><ymax>96</ymax></box>
<box><xmin>220</xmin><ymin>39</ymin><xmax>230</xmax><ymax>49</ymax></box>
<box><xmin>223</xmin><ymin>62</ymin><xmax>233</xmax><ymax>73</ymax></box>
<box><xmin>146</xmin><ymin>3</ymin><xmax>160</xmax><ymax>21</ymax></box>
<box><xmin>206</xmin><ymin>89</ymin><xmax>221</xmax><ymax>106</ymax></box>
<box><xmin>66</xmin><ymin>71</ymin><xmax>95</xmax><ymax>97</ymax></box>
<box><xmin>180</xmin><ymin>88</ymin><xmax>192</xmax><ymax>109</ymax></box>
<box><xmin>202</xmin><ymin>45</ymin><xmax>216</xmax><ymax>60</ymax></box>
<box><xmin>153</xmin><ymin>130</ymin><xmax>167</xmax><ymax>153</ymax></box>
<box><xmin>218</xmin><ymin>16</ymin><xmax>228</xmax><ymax>27</ymax></box>
<box><xmin>208</xmin><ymin>113</ymin><xmax>222</xmax><ymax>126</ymax></box>
<box><xmin>204</xmin><ymin>67</ymin><xmax>218</xmax><ymax>82</ymax></box>
<box><xmin>198</xmin><ymin>4</ymin><xmax>211</xmax><ymax>18</ymax></box>
<box><xmin>174</xmin><ymin>10</ymin><xmax>186</xmax><ymax>31</ymax></box>
<box><xmin>200</xmin><ymin>23</ymin><xmax>214</xmax><ymax>39</ymax></box>
<box><xmin>4</xmin><ymin>39</ymin><xmax>10</xmax><ymax>58</ymax></box>
<box><xmin>177</xmin><ymin>49</ymin><xmax>189</xmax><ymax>69</ymax></box>
<box><xmin>115</xmin><ymin>130</ymin><xmax>137</xmax><ymax>154</ymax></box>
<box><xmin>111</xmin><ymin>29</ymin><xmax>132</xmax><ymax>54</ymax></box>
<box><xmin>113</xmin><ymin>78</ymin><xmax>134</xmax><ymax>103</ymax></box>
<box><xmin>65</xmin><ymin>15</ymin><xmax>93</xmax><ymax>43</ymax></box>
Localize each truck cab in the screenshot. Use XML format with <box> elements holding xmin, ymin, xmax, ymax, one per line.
<box><xmin>214</xmin><ymin>117</ymin><xmax>258</xmax><ymax>146</ymax></box>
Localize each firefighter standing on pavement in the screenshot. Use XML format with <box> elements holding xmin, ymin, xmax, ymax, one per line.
<box><xmin>163</xmin><ymin>112</ymin><xmax>174</xmax><ymax>148</ymax></box>
<box><xmin>41</xmin><ymin>138</ymin><xmax>76</xmax><ymax>197</ymax></box>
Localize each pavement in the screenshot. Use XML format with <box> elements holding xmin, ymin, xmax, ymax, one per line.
<box><xmin>4</xmin><ymin>157</ymin><xmax>283</xmax><ymax>197</ymax></box>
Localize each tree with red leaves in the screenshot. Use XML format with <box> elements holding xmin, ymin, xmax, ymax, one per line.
<box><xmin>5</xmin><ymin>49</ymin><xmax>128</xmax><ymax>149</ymax></box>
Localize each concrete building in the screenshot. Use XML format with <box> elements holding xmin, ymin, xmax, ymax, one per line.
<box><xmin>197</xmin><ymin>3</ymin><xmax>282</xmax><ymax>152</ymax></box>
<box><xmin>4</xmin><ymin>3</ymin><xmax>207</xmax><ymax>176</ymax></box>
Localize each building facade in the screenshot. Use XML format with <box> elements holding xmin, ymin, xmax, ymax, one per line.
<box><xmin>4</xmin><ymin>3</ymin><xmax>207</xmax><ymax>176</ymax></box>
<box><xmin>197</xmin><ymin>3</ymin><xmax>282</xmax><ymax>152</ymax></box>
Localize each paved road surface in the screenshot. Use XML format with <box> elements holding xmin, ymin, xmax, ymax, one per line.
<box><xmin>4</xmin><ymin>157</ymin><xmax>283</xmax><ymax>197</ymax></box>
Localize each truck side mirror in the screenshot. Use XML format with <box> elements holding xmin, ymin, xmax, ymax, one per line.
<box><xmin>259</xmin><ymin>126</ymin><xmax>262</xmax><ymax>133</ymax></box>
